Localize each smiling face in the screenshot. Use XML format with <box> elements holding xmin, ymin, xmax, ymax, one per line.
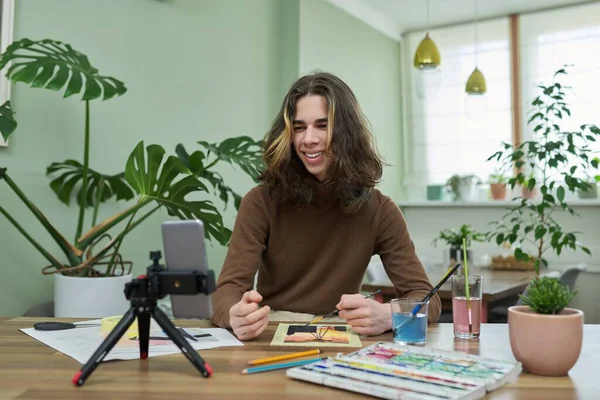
<box><xmin>292</xmin><ymin>95</ymin><xmax>332</xmax><ymax>181</ymax></box>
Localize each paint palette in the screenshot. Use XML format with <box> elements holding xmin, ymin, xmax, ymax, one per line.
<box><xmin>286</xmin><ymin>341</ymin><xmax>522</xmax><ymax>400</ymax></box>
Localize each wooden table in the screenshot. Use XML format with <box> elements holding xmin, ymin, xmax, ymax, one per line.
<box><xmin>1</xmin><ymin>317</ymin><xmax>597</xmax><ymax>399</ymax></box>
<box><xmin>363</xmin><ymin>268</ymin><xmax>536</xmax><ymax>322</ymax></box>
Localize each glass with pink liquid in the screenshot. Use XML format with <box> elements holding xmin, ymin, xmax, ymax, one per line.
<box><xmin>451</xmin><ymin>275</ymin><xmax>483</xmax><ymax>339</ymax></box>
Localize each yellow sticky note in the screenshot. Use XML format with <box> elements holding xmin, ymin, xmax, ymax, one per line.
<box><xmin>101</xmin><ymin>315</ymin><xmax>139</xmax><ymax>339</ymax></box>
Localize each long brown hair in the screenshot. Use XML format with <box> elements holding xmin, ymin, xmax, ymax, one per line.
<box><xmin>260</xmin><ymin>71</ymin><xmax>383</xmax><ymax>212</ymax></box>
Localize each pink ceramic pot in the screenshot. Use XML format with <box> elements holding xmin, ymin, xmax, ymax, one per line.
<box><xmin>508</xmin><ymin>305</ymin><xmax>584</xmax><ymax>376</ymax></box>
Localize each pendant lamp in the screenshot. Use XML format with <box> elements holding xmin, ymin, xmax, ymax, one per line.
<box><xmin>466</xmin><ymin>67</ymin><xmax>486</xmax><ymax>94</ymax></box>
<box><xmin>414</xmin><ymin>33</ymin><xmax>441</xmax><ymax>69</ymax></box>
<box><xmin>414</xmin><ymin>0</ymin><xmax>440</xmax><ymax>69</ymax></box>
<box><xmin>466</xmin><ymin>0</ymin><xmax>486</xmax><ymax>94</ymax></box>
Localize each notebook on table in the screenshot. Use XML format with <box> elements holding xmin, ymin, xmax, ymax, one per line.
<box><xmin>286</xmin><ymin>341</ymin><xmax>522</xmax><ymax>400</ymax></box>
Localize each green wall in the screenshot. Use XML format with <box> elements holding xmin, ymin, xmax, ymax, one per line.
<box><xmin>0</xmin><ymin>0</ymin><xmax>403</xmax><ymax>316</ymax></box>
<box><xmin>278</xmin><ymin>0</ymin><xmax>301</xmax><ymax>100</ymax></box>
<box><xmin>0</xmin><ymin>0</ymin><xmax>281</xmax><ymax>316</ymax></box>
<box><xmin>299</xmin><ymin>0</ymin><xmax>403</xmax><ymax>200</ymax></box>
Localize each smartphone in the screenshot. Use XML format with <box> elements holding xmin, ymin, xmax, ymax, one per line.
<box><xmin>161</xmin><ymin>219</ymin><xmax>213</xmax><ymax>319</ymax></box>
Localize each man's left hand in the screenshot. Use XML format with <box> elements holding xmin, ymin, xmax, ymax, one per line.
<box><xmin>336</xmin><ymin>294</ymin><xmax>392</xmax><ymax>336</ymax></box>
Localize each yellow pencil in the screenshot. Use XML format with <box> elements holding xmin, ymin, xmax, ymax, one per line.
<box><xmin>247</xmin><ymin>349</ymin><xmax>322</xmax><ymax>366</ymax></box>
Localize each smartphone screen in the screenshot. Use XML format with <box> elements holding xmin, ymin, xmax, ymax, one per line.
<box><xmin>161</xmin><ymin>219</ymin><xmax>213</xmax><ymax>319</ymax></box>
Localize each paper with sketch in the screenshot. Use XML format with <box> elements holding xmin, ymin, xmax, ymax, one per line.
<box><xmin>20</xmin><ymin>319</ymin><xmax>243</xmax><ymax>364</ymax></box>
<box><xmin>270</xmin><ymin>323</ymin><xmax>362</xmax><ymax>347</ymax></box>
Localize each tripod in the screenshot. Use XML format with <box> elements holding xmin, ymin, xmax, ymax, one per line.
<box><xmin>73</xmin><ymin>251</ymin><xmax>215</xmax><ymax>387</ymax></box>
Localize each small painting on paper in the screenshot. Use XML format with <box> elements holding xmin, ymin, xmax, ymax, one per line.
<box><xmin>270</xmin><ymin>324</ymin><xmax>362</xmax><ymax>347</ymax></box>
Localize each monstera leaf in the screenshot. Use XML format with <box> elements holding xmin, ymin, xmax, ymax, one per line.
<box><xmin>0</xmin><ymin>38</ymin><xmax>126</xmax><ymax>100</ymax></box>
<box><xmin>46</xmin><ymin>160</ymin><xmax>135</xmax><ymax>207</ymax></box>
<box><xmin>126</xmin><ymin>141</ymin><xmax>231</xmax><ymax>245</ymax></box>
<box><xmin>176</xmin><ymin>144</ymin><xmax>238</xmax><ymax>210</ymax></box>
<box><xmin>0</xmin><ymin>101</ymin><xmax>17</xmax><ymax>142</ymax></box>
<box><xmin>197</xmin><ymin>136</ymin><xmax>264</xmax><ymax>181</ymax></box>
<box><xmin>176</xmin><ymin>136</ymin><xmax>263</xmax><ymax>210</ymax></box>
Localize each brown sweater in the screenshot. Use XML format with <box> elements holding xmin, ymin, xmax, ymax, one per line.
<box><xmin>211</xmin><ymin>184</ymin><xmax>441</xmax><ymax>328</ymax></box>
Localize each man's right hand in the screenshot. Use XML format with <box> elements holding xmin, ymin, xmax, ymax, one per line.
<box><xmin>228</xmin><ymin>290</ymin><xmax>271</xmax><ymax>340</ymax></box>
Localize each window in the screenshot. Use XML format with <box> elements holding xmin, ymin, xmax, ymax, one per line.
<box><xmin>402</xmin><ymin>18</ymin><xmax>513</xmax><ymax>200</ymax></box>
<box><xmin>519</xmin><ymin>2</ymin><xmax>600</xmax><ymax>181</ymax></box>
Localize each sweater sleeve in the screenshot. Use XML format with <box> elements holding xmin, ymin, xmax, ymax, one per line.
<box><xmin>373</xmin><ymin>198</ymin><xmax>441</xmax><ymax>322</ymax></box>
<box><xmin>210</xmin><ymin>186</ymin><xmax>270</xmax><ymax>328</ymax></box>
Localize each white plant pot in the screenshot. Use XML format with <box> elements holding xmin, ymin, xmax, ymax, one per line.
<box><xmin>458</xmin><ymin>182</ymin><xmax>478</xmax><ymax>201</ymax></box>
<box><xmin>54</xmin><ymin>273</ymin><xmax>132</xmax><ymax>318</ymax></box>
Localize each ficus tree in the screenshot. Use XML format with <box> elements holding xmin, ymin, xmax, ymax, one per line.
<box><xmin>487</xmin><ymin>67</ymin><xmax>600</xmax><ymax>275</ymax></box>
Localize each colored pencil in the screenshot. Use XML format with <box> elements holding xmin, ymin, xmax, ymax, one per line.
<box><xmin>305</xmin><ymin>290</ymin><xmax>382</xmax><ymax>326</ymax></box>
<box><xmin>247</xmin><ymin>349</ymin><xmax>322</xmax><ymax>366</ymax></box>
<box><xmin>241</xmin><ymin>357</ymin><xmax>325</xmax><ymax>374</ymax></box>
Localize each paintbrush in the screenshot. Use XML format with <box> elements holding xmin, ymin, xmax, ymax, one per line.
<box><xmin>304</xmin><ymin>290</ymin><xmax>382</xmax><ymax>326</ymax></box>
<box><xmin>393</xmin><ymin>262</ymin><xmax>461</xmax><ymax>332</ymax></box>
<box><xmin>463</xmin><ymin>238</ymin><xmax>472</xmax><ymax>335</ymax></box>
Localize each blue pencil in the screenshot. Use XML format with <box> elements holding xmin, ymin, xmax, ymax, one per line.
<box><xmin>241</xmin><ymin>357</ymin><xmax>325</xmax><ymax>374</ymax></box>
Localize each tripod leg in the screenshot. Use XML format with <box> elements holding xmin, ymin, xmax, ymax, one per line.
<box><xmin>72</xmin><ymin>307</ymin><xmax>138</xmax><ymax>387</ymax></box>
<box><xmin>151</xmin><ymin>306</ymin><xmax>212</xmax><ymax>378</ymax></box>
<box><xmin>137</xmin><ymin>309</ymin><xmax>151</xmax><ymax>360</ymax></box>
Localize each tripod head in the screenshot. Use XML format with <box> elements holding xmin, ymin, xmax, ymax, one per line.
<box><xmin>124</xmin><ymin>251</ymin><xmax>216</xmax><ymax>303</ymax></box>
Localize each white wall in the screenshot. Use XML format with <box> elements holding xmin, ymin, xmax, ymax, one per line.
<box><xmin>399</xmin><ymin>201</ymin><xmax>600</xmax><ymax>322</ymax></box>
<box><xmin>299</xmin><ymin>0</ymin><xmax>403</xmax><ymax>200</ymax></box>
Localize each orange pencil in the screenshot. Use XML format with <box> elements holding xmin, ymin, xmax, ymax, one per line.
<box><xmin>247</xmin><ymin>349</ymin><xmax>322</xmax><ymax>366</ymax></box>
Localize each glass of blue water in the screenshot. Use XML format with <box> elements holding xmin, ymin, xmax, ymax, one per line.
<box><xmin>390</xmin><ymin>298</ymin><xmax>429</xmax><ymax>345</ymax></box>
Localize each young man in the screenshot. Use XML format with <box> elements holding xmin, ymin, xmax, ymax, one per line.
<box><xmin>211</xmin><ymin>72</ymin><xmax>440</xmax><ymax>340</ymax></box>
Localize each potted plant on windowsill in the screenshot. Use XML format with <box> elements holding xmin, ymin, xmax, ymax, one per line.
<box><xmin>445</xmin><ymin>174</ymin><xmax>481</xmax><ymax>201</ymax></box>
<box><xmin>488</xmin><ymin>170</ymin><xmax>508</xmax><ymax>200</ymax></box>
<box><xmin>520</xmin><ymin>174</ymin><xmax>538</xmax><ymax>200</ymax></box>
<box><xmin>577</xmin><ymin>181</ymin><xmax>598</xmax><ymax>199</ymax></box>
<box><xmin>432</xmin><ymin>224</ymin><xmax>488</xmax><ymax>269</ymax></box>
<box><xmin>508</xmin><ymin>276</ymin><xmax>582</xmax><ymax>376</ymax></box>
<box><xmin>0</xmin><ymin>38</ymin><xmax>263</xmax><ymax>317</ymax></box>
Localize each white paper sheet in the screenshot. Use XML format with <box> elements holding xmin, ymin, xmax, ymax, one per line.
<box><xmin>20</xmin><ymin>319</ymin><xmax>243</xmax><ymax>364</ymax></box>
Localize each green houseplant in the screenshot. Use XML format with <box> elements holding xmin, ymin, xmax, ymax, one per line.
<box><xmin>518</xmin><ymin>275</ymin><xmax>576</xmax><ymax>314</ymax></box>
<box><xmin>487</xmin><ymin>166</ymin><xmax>509</xmax><ymax>200</ymax></box>
<box><xmin>0</xmin><ymin>39</ymin><xmax>263</xmax><ymax>316</ymax></box>
<box><xmin>487</xmin><ymin>67</ymin><xmax>600</xmax><ymax>275</ymax></box>
<box><xmin>577</xmin><ymin>180</ymin><xmax>598</xmax><ymax>199</ymax></box>
<box><xmin>432</xmin><ymin>224</ymin><xmax>488</xmax><ymax>267</ymax></box>
<box><xmin>445</xmin><ymin>174</ymin><xmax>481</xmax><ymax>201</ymax></box>
<box><xmin>486</xmin><ymin>67</ymin><xmax>593</xmax><ymax>376</ymax></box>
<box><xmin>508</xmin><ymin>276</ymin><xmax>583</xmax><ymax>376</ymax></box>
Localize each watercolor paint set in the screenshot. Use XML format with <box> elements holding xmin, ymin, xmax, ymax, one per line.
<box><xmin>286</xmin><ymin>341</ymin><xmax>522</xmax><ymax>399</ymax></box>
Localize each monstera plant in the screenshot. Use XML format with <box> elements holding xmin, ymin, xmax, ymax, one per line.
<box><xmin>0</xmin><ymin>38</ymin><xmax>263</xmax><ymax>278</ymax></box>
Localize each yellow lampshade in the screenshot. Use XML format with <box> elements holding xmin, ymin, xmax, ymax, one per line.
<box><xmin>413</xmin><ymin>33</ymin><xmax>441</xmax><ymax>69</ymax></box>
<box><xmin>465</xmin><ymin>67</ymin><xmax>486</xmax><ymax>94</ymax></box>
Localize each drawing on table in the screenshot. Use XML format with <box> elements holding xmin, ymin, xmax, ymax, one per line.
<box><xmin>270</xmin><ymin>323</ymin><xmax>362</xmax><ymax>347</ymax></box>
<box><xmin>285</xmin><ymin>325</ymin><xmax>349</xmax><ymax>343</ymax></box>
